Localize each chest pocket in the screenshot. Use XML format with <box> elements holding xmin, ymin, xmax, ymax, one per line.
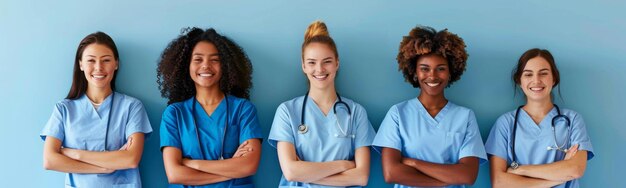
<box><xmin>223</xmin><ymin>123</ymin><xmax>240</xmax><ymax>158</ymax></box>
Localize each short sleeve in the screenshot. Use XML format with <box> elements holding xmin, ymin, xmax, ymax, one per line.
<box><xmin>458</xmin><ymin>110</ymin><xmax>488</xmax><ymax>164</ymax></box>
<box><xmin>268</xmin><ymin>103</ymin><xmax>295</xmax><ymax>148</ymax></box>
<box><xmin>125</xmin><ymin>100</ymin><xmax>153</xmax><ymax>139</ymax></box>
<box><xmin>40</xmin><ymin>103</ymin><xmax>66</xmax><ymax>142</ymax></box>
<box><xmin>569</xmin><ymin>112</ymin><xmax>594</xmax><ymax>160</ymax></box>
<box><xmin>485</xmin><ymin>114</ymin><xmax>512</xmax><ymax>162</ymax></box>
<box><xmin>353</xmin><ymin>104</ymin><xmax>376</xmax><ymax>149</ymax></box>
<box><xmin>160</xmin><ymin>105</ymin><xmax>182</xmax><ymax>151</ymax></box>
<box><xmin>371</xmin><ymin>105</ymin><xmax>402</xmax><ymax>153</ymax></box>
<box><xmin>237</xmin><ymin>100</ymin><xmax>263</xmax><ymax>143</ymax></box>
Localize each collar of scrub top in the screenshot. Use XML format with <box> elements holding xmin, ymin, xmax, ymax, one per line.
<box><xmin>510</xmin><ymin>104</ymin><xmax>571</xmax><ymax>170</ymax></box>
<box><xmin>191</xmin><ymin>95</ymin><xmax>229</xmax><ymax>160</ymax></box>
<box><xmin>298</xmin><ymin>91</ymin><xmax>353</xmax><ymax>138</ymax></box>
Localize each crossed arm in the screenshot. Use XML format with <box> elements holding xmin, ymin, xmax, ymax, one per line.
<box><xmin>162</xmin><ymin>138</ymin><xmax>261</xmax><ymax>186</ymax></box>
<box><xmin>490</xmin><ymin>144</ymin><xmax>587</xmax><ymax>188</ymax></box>
<box><xmin>276</xmin><ymin>141</ymin><xmax>370</xmax><ymax>186</ymax></box>
<box><xmin>43</xmin><ymin>133</ymin><xmax>146</xmax><ymax>174</ymax></box>
<box><xmin>381</xmin><ymin>147</ymin><xmax>480</xmax><ymax>187</ymax></box>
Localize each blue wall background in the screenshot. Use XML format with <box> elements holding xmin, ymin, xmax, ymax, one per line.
<box><xmin>1</xmin><ymin>0</ymin><xmax>624</xmax><ymax>187</ymax></box>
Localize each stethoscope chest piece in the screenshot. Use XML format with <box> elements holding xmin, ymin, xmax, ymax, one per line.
<box><xmin>510</xmin><ymin>161</ymin><xmax>520</xmax><ymax>170</ymax></box>
<box><xmin>298</xmin><ymin>124</ymin><xmax>308</xmax><ymax>134</ymax></box>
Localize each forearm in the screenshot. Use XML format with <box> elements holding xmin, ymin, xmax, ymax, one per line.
<box><xmin>44</xmin><ymin>152</ymin><xmax>112</xmax><ymax>174</ymax></box>
<box><xmin>312</xmin><ymin>166</ymin><xmax>368</xmax><ymax>186</ymax></box>
<box><xmin>404</xmin><ymin>157</ymin><xmax>479</xmax><ymax>185</ymax></box>
<box><xmin>385</xmin><ymin>162</ymin><xmax>449</xmax><ymax>187</ymax></box>
<box><xmin>68</xmin><ymin>149</ymin><xmax>139</xmax><ymax>170</ymax></box>
<box><xmin>166</xmin><ymin>164</ymin><xmax>231</xmax><ymax>185</ymax></box>
<box><xmin>492</xmin><ymin>171</ymin><xmax>564</xmax><ymax>188</ymax></box>
<box><xmin>185</xmin><ymin>157</ymin><xmax>257</xmax><ymax>178</ymax></box>
<box><xmin>510</xmin><ymin>151</ymin><xmax>587</xmax><ymax>181</ymax></box>
<box><xmin>283</xmin><ymin>160</ymin><xmax>353</xmax><ymax>183</ymax></box>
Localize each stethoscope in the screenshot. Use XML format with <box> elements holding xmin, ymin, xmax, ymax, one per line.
<box><xmin>509</xmin><ymin>104</ymin><xmax>571</xmax><ymax>169</ymax></box>
<box><xmin>69</xmin><ymin>92</ymin><xmax>115</xmax><ymax>187</ymax></box>
<box><xmin>191</xmin><ymin>95</ymin><xmax>229</xmax><ymax>160</ymax></box>
<box><xmin>298</xmin><ymin>91</ymin><xmax>354</xmax><ymax>138</ymax></box>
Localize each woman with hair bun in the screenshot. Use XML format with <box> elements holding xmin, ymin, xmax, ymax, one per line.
<box><xmin>157</xmin><ymin>27</ymin><xmax>262</xmax><ymax>188</ymax></box>
<box><xmin>372</xmin><ymin>26</ymin><xmax>487</xmax><ymax>188</ymax></box>
<box><xmin>268</xmin><ymin>20</ymin><xmax>376</xmax><ymax>187</ymax></box>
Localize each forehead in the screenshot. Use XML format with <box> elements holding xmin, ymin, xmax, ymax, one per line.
<box><xmin>417</xmin><ymin>54</ymin><xmax>447</xmax><ymax>66</ymax></box>
<box><xmin>524</xmin><ymin>57</ymin><xmax>551</xmax><ymax>70</ymax></box>
<box><xmin>82</xmin><ymin>44</ymin><xmax>114</xmax><ymax>57</ymax></box>
<box><xmin>303</xmin><ymin>42</ymin><xmax>335</xmax><ymax>59</ymax></box>
<box><xmin>192</xmin><ymin>41</ymin><xmax>219</xmax><ymax>55</ymax></box>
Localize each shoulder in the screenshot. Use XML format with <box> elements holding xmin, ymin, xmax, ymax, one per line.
<box><xmin>447</xmin><ymin>102</ymin><xmax>474</xmax><ymax>115</ymax></box>
<box><xmin>558</xmin><ymin>107</ymin><xmax>582</xmax><ymax>119</ymax></box>
<box><xmin>493</xmin><ymin>109</ymin><xmax>517</xmax><ymax>130</ymax></box>
<box><xmin>278</xmin><ymin>95</ymin><xmax>305</xmax><ymax>111</ymax></box>
<box><xmin>114</xmin><ymin>92</ymin><xmax>145</xmax><ymax>107</ymax></box>
<box><xmin>164</xmin><ymin>97</ymin><xmax>191</xmax><ymax>114</ymax></box>
<box><xmin>339</xmin><ymin>97</ymin><xmax>366</xmax><ymax>112</ymax></box>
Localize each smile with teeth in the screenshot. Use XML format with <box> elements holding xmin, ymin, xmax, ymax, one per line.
<box><xmin>312</xmin><ymin>74</ymin><xmax>328</xmax><ymax>79</ymax></box>
<box><xmin>92</xmin><ymin>75</ymin><xmax>107</xmax><ymax>79</ymax></box>
<box><xmin>198</xmin><ymin>73</ymin><xmax>215</xmax><ymax>77</ymax></box>
<box><xmin>425</xmin><ymin>82</ymin><xmax>440</xmax><ymax>87</ymax></box>
<box><xmin>529</xmin><ymin>87</ymin><xmax>544</xmax><ymax>91</ymax></box>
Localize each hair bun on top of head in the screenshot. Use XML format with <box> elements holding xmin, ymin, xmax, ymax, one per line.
<box><xmin>304</xmin><ymin>20</ymin><xmax>330</xmax><ymax>41</ymax></box>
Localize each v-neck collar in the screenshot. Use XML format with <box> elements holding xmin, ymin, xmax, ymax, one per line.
<box><xmin>519</xmin><ymin>106</ymin><xmax>558</xmax><ymax>129</ymax></box>
<box><xmin>304</xmin><ymin>95</ymin><xmax>339</xmax><ymax>119</ymax></box>
<box><xmin>414</xmin><ymin>98</ymin><xmax>451</xmax><ymax>126</ymax></box>
<box><xmin>192</xmin><ymin>96</ymin><xmax>227</xmax><ymax>121</ymax></box>
<box><xmin>82</xmin><ymin>93</ymin><xmax>114</xmax><ymax>120</ymax></box>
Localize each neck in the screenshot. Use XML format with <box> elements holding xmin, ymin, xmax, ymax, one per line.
<box><xmin>195</xmin><ymin>86</ymin><xmax>224</xmax><ymax>106</ymax></box>
<box><xmin>308</xmin><ymin>85</ymin><xmax>337</xmax><ymax>106</ymax></box>
<box><xmin>523</xmin><ymin>99</ymin><xmax>554</xmax><ymax>117</ymax></box>
<box><xmin>417</xmin><ymin>92</ymin><xmax>447</xmax><ymax>110</ymax></box>
<box><xmin>86</xmin><ymin>86</ymin><xmax>113</xmax><ymax>104</ymax></box>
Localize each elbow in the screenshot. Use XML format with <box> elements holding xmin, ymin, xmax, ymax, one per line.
<box><xmin>355</xmin><ymin>173</ymin><xmax>369</xmax><ymax>186</ymax></box>
<box><xmin>43</xmin><ymin>158</ymin><xmax>55</xmax><ymax>170</ymax></box>
<box><xmin>166</xmin><ymin>172</ymin><xmax>186</xmax><ymax>185</ymax></box>
<box><xmin>455</xmin><ymin>175</ymin><xmax>477</xmax><ymax>185</ymax></box>
<box><xmin>233</xmin><ymin>163</ymin><xmax>259</xmax><ymax>179</ymax></box>
<box><xmin>568</xmin><ymin>165</ymin><xmax>585</xmax><ymax>180</ymax></box>
<box><xmin>382</xmin><ymin>168</ymin><xmax>396</xmax><ymax>184</ymax></box>
<box><xmin>283</xmin><ymin>166</ymin><xmax>308</xmax><ymax>183</ymax></box>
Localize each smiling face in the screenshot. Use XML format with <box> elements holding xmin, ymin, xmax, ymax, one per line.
<box><xmin>416</xmin><ymin>54</ymin><xmax>449</xmax><ymax>97</ymax></box>
<box><xmin>302</xmin><ymin>42</ymin><xmax>338</xmax><ymax>90</ymax></box>
<box><xmin>189</xmin><ymin>41</ymin><xmax>222</xmax><ymax>90</ymax></box>
<box><xmin>79</xmin><ymin>43</ymin><xmax>118</xmax><ymax>90</ymax></box>
<box><xmin>519</xmin><ymin>56</ymin><xmax>555</xmax><ymax>102</ymax></box>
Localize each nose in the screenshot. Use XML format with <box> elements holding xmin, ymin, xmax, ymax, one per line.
<box><xmin>314</xmin><ymin>62</ymin><xmax>325</xmax><ymax>73</ymax></box>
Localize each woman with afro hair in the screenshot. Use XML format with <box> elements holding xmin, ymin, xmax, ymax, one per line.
<box><xmin>372</xmin><ymin>26</ymin><xmax>487</xmax><ymax>188</ymax></box>
<box><xmin>268</xmin><ymin>20</ymin><xmax>376</xmax><ymax>187</ymax></box>
<box><xmin>157</xmin><ymin>28</ymin><xmax>262</xmax><ymax>188</ymax></box>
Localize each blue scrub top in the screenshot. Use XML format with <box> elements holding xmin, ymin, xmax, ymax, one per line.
<box><xmin>40</xmin><ymin>92</ymin><xmax>153</xmax><ymax>188</ymax></box>
<box><xmin>268</xmin><ymin>95</ymin><xmax>376</xmax><ymax>188</ymax></box>
<box><xmin>160</xmin><ymin>95</ymin><xmax>263</xmax><ymax>188</ymax></box>
<box><xmin>372</xmin><ymin>98</ymin><xmax>487</xmax><ymax>188</ymax></box>
<box><xmin>485</xmin><ymin>107</ymin><xmax>594</xmax><ymax>188</ymax></box>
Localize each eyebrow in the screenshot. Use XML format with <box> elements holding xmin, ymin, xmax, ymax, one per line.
<box><xmin>418</xmin><ymin>63</ymin><xmax>447</xmax><ymax>67</ymax></box>
<box><xmin>523</xmin><ymin>68</ymin><xmax>550</xmax><ymax>72</ymax></box>
<box><xmin>192</xmin><ymin>53</ymin><xmax>219</xmax><ymax>57</ymax></box>
<box><xmin>305</xmin><ymin>57</ymin><xmax>334</xmax><ymax>61</ymax></box>
<box><xmin>85</xmin><ymin>55</ymin><xmax>113</xmax><ymax>58</ymax></box>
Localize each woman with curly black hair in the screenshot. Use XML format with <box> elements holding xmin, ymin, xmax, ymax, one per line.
<box><xmin>372</xmin><ymin>26</ymin><xmax>487</xmax><ymax>187</ymax></box>
<box><xmin>157</xmin><ymin>27</ymin><xmax>262</xmax><ymax>188</ymax></box>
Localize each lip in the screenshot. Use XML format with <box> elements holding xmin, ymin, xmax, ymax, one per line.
<box><xmin>91</xmin><ymin>74</ymin><xmax>107</xmax><ymax>80</ymax></box>
<box><xmin>198</xmin><ymin>73</ymin><xmax>215</xmax><ymax>77</ymax></box>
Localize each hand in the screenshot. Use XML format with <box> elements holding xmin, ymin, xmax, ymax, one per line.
<box><xmin>61</xmin><ymin>148</ymin><xmax>80</xmax><ymax>160</ymax></box>
<box><xmin>401</xmin><ymin>157</ymin><xmax>415</xmax><ymax>167</ymax></box>
<box><xmin>564</xmin><ymin>144</ymin><xmax>579</xmax><ymax>160</ymax></box>
<box><xmin>119</xmin><ymin>137</ymin><xmax>134</xmax><ymax>151</ymax></box>
<box><xmin>233</xmin><ymin>141</ymin><xmax>253</xmax><ymax>158</ymax></box>
<box><xmin>341</xmin><ymin>160</ymin><xmax>356</xmax><ymax>171</ymax></box>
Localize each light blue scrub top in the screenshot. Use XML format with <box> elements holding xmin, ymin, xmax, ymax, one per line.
<box><xmin>372</xmin><ymin>98</ymin><xmax>487</xmax><ymax>188</ymax></box>
<box><xmin>485</xmin><ymin>107</ymin><xmax>594</xmax><ymax>188</ymax></box>
<box><xmin>160</xmin><ymin>95</ymin><xmax>263</xmax><ymax>188</ymax></box>
<box><xmin>40</xmin><ymin>92</ymin><xmax>153</xmax><ymax>188</ymax></box>
<box><xmin>268</xmin><ymin>95</ymin><xmax>376</xmax><ymax>188</ymax></box>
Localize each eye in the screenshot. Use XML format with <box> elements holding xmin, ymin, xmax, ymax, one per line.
<box><xmin>420</xmin><ymin>67</ymin><xmax>429</xmax><ymax>72</ymax></box>
<box><xmin>193</xmin><ymin>58</ymin><xmax>202</xmax><ymax>63</ymax></box>
<box><xmin>523</xmin><ymin>73</ymin><xmax>532</xmax><ymax>77</ymax></box>
<box><xmin>210</xmin><ymin>58</ymin><xmax>220</xmax><ymax>63</ymax></box>
<box><xmin>437</xmin><ymin>67</ymin><xmax>447</xmax><ymax>71</ymax></box>
<box><xmin>307</xmin><ymin>61</ymin><xmax>315</xmax><ymax>65</ymax></box>
<box><xmin>323</xmin><ymin>60</ymin><xmax>333</xmax><ymax>64</ymax></box>
<box><xmin>539</xmin><ymin>72</ymin><xmax>549</xmax><ymax>76</ymax></box>
<box><xmin>86</xmin><ymin>59</ymin><xmax>95</xmax><ymax>63</ymax></box>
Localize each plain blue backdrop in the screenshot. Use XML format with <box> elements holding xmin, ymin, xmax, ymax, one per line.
<box><xmin>1</xmin><ymin>0</ymin><xmax>624</xmax><ymax>187</ymax></box>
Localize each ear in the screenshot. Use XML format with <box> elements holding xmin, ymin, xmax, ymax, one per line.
<box><xmin>79</xmin><ymin>60</ymin><xmax>84</xmax><ymax>71</ymax></box>
<box><xmin>301</xmin><ymin>59</ymin><xmax>306</xmax><ymax>72</ymax></box>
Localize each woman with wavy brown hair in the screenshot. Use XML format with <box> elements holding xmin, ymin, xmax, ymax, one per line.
<box><xmin>157</xmin><ymin>27</ymin><xmax>262</xmax><ymax>188</ymax></box>
<box><xmin>372</xmin><ymin>26</ymin><xmax>487</xmax><ymax>188</ymax></box>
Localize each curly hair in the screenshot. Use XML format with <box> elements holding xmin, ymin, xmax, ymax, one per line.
<box><xmin>157</xmin><ymin>27</ymin><xmax>253</xmax><ymax>104</ymax></box>
<box><xmin>397</xmin><ymin>26</ymin><xmax>468</xmax><ymax>88</ymax></box>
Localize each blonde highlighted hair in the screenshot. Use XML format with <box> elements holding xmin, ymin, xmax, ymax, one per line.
<box><xmin>301</xmin><ymin>20</ymin><xmax>338</xmax><ymax>60</ymax></box>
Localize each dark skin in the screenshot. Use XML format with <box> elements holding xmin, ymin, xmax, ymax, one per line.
<box><xmin>381</xmin><ymin>54</ymin><xmax>480</xmax><ymax>186</ymax></box>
